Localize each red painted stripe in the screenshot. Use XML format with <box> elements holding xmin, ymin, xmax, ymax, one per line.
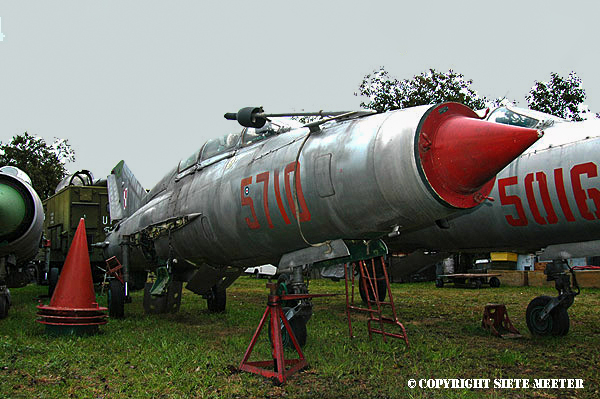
<box><xmin>256</xmin><ymin>172</ymin><xmax>274</xmax><ymax>229</ymax></box>
<box><xmin>273</xmin><ymin>168</ymin><xmax>291</xmax><ymax>225</ymax></box>
<box><xmin>554</xmin><ymin>168</ymin><xmax>576</xmax><ymax>222</ymax></box>
<box><xmin>571</xmin><ymin>163</ymin><xmax>596</xmax><ymax>221</ymax></box>
<box><xmin>284</xmin><ymin>162</ymin><xmax>311</xmax><ymax>222</ymax></box>
<box><xmin>498</xmin><ymin>176</ymin><xmax>528</xmax><ymax>226</ymax></box>
<box><xmin>536</xmin><ymin>172</ymin><xmax>558</xmax><ymax>224</ymax></box>
<box><xmin>524</xmin><ymin>173</ymin><xmax>546</xmax><ymax>225</ymax></box>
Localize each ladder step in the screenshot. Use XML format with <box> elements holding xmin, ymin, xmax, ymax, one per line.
<box><xmin>368</xmin><ymin>329</ymin><xmax>407</xmax><ymax>340</ymax></box>
<box><xmin>348</xmin><ymin>306</ymin><xmax>379</xmax><ymax>313</ymax></box>
<box><xmin>369</xmin><ymin>318</ymin><xmax>403</xmax><ymax>326</ymax></box>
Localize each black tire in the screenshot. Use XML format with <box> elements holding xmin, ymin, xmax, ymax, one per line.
<box><xmin>27</xmin><ymin>264</ymin><xmax>38</xmax><ymax>284</ymax></box>
<box><xmin>552</xmin><ymin>306</ymin><xmax>570</xmax><ymax>336</ymax></box>
<box><xmin>526</xmin><ymin>296</ymin><xmax>570</xmax><ymax>336</ymax></box>
<box><xmin>129</xmin><ymin>271</ymin><xmax>148</xmax><ymax>291</ymax></box>
<box><xmin>358</xmin><ymin>258</ymin><xmax>388</xmax><ymax>303</ymax></box>
<box><xmin>359</xmin><ymin>275</ymin><xmax>387</xmax><ymax>303</ymax></box>
<box><xmin>269</xmin><ymin>308</ymin><xmax>308</xmax><ymax>348</ymax></box>
<box><xmin>526</xmin><ymin>296</ymin><xmax>553</xmax><ymax>336</ymax></box>
<box><xmin>473</xmin><ymin>279</ymin><xmax>482</xmax><ymax>289</ymax></box>
<box><xmin>48</xmin><ymin>267</ymin><xmax>59</xmax><ymax>298</ymax></box>
<box><xmin>108</xmin><ymin>279</ymin><xmax>125</xmax><ymax>318</ymax></box>
<box><xmin>0</xmin><ymin>295</ymin><xmax>8</xmax><ymax>319</ymax></box>
<box><xmin>435</xmin><ymin>279</ymin><xmax>444</xmax><ymax>288</ymax></box>
<box><xmin>489</xmin><ymin>277</ymin><xmax>501</xmax><ymax>288</ymax></box>
<box><xmin>207</xmin><ymin>286</ymin><xmax>226</xmax><ymax>313</ymax></box>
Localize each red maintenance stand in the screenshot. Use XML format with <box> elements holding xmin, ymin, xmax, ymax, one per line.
<box><xmin>239</xmin><ymin>283</ymin><xmax>336</xmax><ymax>384</ymax></box>
<box><xmin>344</xmin><ymin>257</ymin><xmax>409</xmax><ymax>347</ymax></box>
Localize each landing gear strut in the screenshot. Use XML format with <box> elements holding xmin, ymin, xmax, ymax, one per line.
<box><xmin>526</xmin><ymin>260</ymin><xmax>579</xmax><ymax>336</ymax></box>
<box><xmin>206</xmin><ymin>285</ymin><xmax>226</xmax><ymax>313</ymax></box>
<box><xmin>0</xmin><ymin>287</ymin><xmax>10</xmax><ymax>319</ymax></box>
<box><xmin>274</xmin><ymin>265</ymin><xmax>313</xmax><ymax>347</ymax></box>
<box><xmin>108</xmin><ymin>279</ymin><xmax>125</xmax><ymax>318</ymax></box>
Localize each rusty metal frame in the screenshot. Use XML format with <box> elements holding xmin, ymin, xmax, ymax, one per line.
<box><xmin>344</xmin><ymin>257</ymin><xmax>409</xmax><ymax>347</ymax></box>
<box><xmin>239</xmin><ymin>283</ymin><xmax>336</xmax><ymax>384</ymax></box>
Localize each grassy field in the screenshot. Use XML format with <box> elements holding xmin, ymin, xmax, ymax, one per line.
<box><xmin>1</xmin><ymin>277</ymin><xmax>599</xmax><ymax>398</ymax></box>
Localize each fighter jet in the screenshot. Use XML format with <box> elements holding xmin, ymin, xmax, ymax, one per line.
<box><xmin>0</xmin><ymin>166</ymin><xmax>44</xmax><ymax>318</ymax></box>
<box><xmin>100</xmin><ymin>102</ymin><xmax>541</xmax><ymax>340</ymax></box>
<box><xmin>386</xmin><ymin>104</ymin><xmax>600</xmax><ymax>335</ymax></box>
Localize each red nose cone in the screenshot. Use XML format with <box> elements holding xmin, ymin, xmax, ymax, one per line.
<box><xmin>417</xmin><ymin>103</ymin><xmax>542</xmax><ymax>208</ymax></box>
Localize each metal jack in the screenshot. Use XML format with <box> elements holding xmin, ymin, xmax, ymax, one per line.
<box><xmin>239</xmin><ymin>282</ymin><xmax>335</xmax><ymax>384</ymax></box>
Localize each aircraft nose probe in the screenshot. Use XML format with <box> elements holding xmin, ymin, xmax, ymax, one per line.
<box><xmin>414</xmin><ymin>102</ymin><xmax>543</xmax><ymax>208</ymax></box>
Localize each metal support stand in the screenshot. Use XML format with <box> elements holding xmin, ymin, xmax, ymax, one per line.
<box><xmin>99</xmin><ymin>256</ymin><xmax>124</xmax><ymax>298</ymax></box>
<box><xmin>104</xmin><ymin>256</ymin><xmax>124</xmax><ymax>284</ymax></box>
<box><xmin>239</xmin><ymin>283</ymin><xmax>336</xmax><ymax>384</ymax></box>
<box><xmin>482</xmin><ymin>304</ymin><xmax>521</xmax><ymax>338</ymax></box>
<box><xmin>344</xmin><ymin>257</ymin><xmax>409</xmax><ymax>347</ymax></box>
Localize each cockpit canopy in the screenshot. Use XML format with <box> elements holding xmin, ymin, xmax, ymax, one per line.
<box><xmin>178</xmin><ymin>118</ymin><xmax>302</xmax><ymax>173</ymax></box>
<box><xmin>487</xmin><ymin>106</ymin><xmax>566</xmax><ymax>130</ymax></box>
<box><xmin>54</xmin><ymin>170</ymin><xmax>95</xmax><ymax>193</ymax></box>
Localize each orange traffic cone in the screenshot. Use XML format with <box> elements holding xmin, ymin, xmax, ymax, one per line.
<box><xmin>37</xmin><ymin>218</ymin><xmax>107</xmax><ymax>335</ymax></box>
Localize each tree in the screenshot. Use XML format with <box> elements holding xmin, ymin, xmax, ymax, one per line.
<box><xmin>0</xmin><ymin>132</ymin><xmax>75</xmax><ymax>198</ymax></box>
<box><xmin>356</xmin><ymin>67</ymin><xmax>490</xmax><ymax>112</ymax></box>
<box><xmin>526</xmin><ymin>72</ymin><xmax>589</xmax><ymax>121</ymax></box>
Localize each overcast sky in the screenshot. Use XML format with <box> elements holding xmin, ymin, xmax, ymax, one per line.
<box><xmin>1</xmin><ymin>1</ymin><xmax>598</xmax><ymax>188</ymax></box>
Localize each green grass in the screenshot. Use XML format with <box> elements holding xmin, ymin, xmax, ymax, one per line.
<box><xmin>1</xmin><ymin>278</ymin><xmax>599</xmax><ymax>398</ymax></box>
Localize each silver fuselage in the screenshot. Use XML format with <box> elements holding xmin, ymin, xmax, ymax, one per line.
<box><xmin>107</xmin><ymin>104</ymin><xmax>533</xmax><ymax>275</ymax></box>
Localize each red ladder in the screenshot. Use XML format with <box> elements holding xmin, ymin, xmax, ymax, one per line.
<box><xmin>104</xmin><ymin>256</ymin><xmax>124</xmax><ymax>284</ymax></box>
<box><xmin>344</xmin><ymin>257</ymin><xmax>409</xmax><ymax>347</ymax></box>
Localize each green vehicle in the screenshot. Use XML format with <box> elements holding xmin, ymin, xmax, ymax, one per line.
<box><xmin>41</xmin><ymin>171</ymin><xmax>112</xmax><ymax>294</ymax></box>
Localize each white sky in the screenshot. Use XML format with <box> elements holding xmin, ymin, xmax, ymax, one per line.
<box><xmin>1</xmin><ymin>0</ymin><xmax>598</xmax><ymax>188</ymax></box>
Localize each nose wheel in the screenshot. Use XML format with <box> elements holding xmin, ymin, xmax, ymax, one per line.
<box><xmin>526</xmin><ymin>296</ymin><xmax>569</xmax><ymax>336</ymax></box>
<box><xmin>525</xmin><ymin>261</ymin><xmax>578</xmax><ymax>337</ymax></box>
<box><xmin>268</xmin><ymin>306</ymin><xmax>308</xmax><ymax>348</ymax></box>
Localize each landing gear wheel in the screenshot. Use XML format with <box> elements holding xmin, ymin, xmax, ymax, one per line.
<box><xmin>108</xmin><ymin>279</ymin><xmax>125</xmax><ymax>318</ymax></box>
<box><xmin>551</xmin><ymin>305</ymin><xmax>570</xmax><ymax>336</ymax></box>
<box><xmin>0</xmin><ymin>295</ymin><xmax>8</xmax><ymax>319</ymax></box>
<box><xmin>269</xmin><ymin>307</ymin><xmax>308</xmax><ymax>348</ymax></box>
<box><xmin>48</xmin><ymin>267</ymin><xmax>59</xmax><ymax>297</ymax></box>
<box><xmin>526</xmin><ymin>295</ymin><xmax>570</xmax><ymax>336</ymax></box>
<box><xmin>207</xmin><ymin>286</ymin><xmax>226</xmax><ymax>313</ymax></box>
<box><xmin>526</xmin><ymin>296</ymin><xmax>553</xmax><ymax>336</ymax></box>
<box><xmin>358</xmin><ymin>263</ymin><xmax>387</xmax><ymax>303</ymax></box>
<box><xmin>489</xmin><ymin>277</ymin><xmax>501</xmax><ymax>288</ymax></box>
<box><xmin>435</xmin><ymin>279</ymin><xmax>444</xmax><ymax>288</ymax></box>
<box><xmin>277</xmin><ymin>274</ymin><xmax>295</xmax><ymax>308</ymax></box>
<box><xmin>129</xmin><ymin>271</ymin><xmax>148</xmax><ymax>291</ymax></box>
